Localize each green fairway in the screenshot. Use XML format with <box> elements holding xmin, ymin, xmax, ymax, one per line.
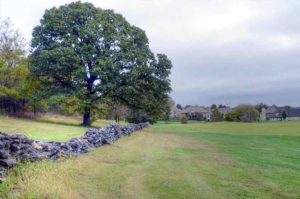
<box><xmin>1</xmin><ymin>119</ymin><xmax>300</xmax><ymax>198</ymax></box>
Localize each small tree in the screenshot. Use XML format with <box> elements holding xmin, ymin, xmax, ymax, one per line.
<box><xmin>282</xmin><ymin>111</ymin><xmax>287</xmax><ymax>120</ymax></box>
<box><xmin>211</xmin><ymin>108</ymin><xmax>223</xmax><ymax>122</ymax></box>
<box><xmin>180</xmin><ymin>114</ymin><xmax>188</xmax><ymax>124</ymax></box>
<box><xmin>211</xmin><ymin>104</ymin><xmax>217</xmax><ymax>109</ymax></box>
<box><xmin>176</xmin><ymin>104</ymin><xmax>182</xmax><ymax>110</ymax></box>
<box><xmin>255</xmin><ymin>103</ymin><xmax>268</xmax><ymax>112</ymax></box>
<box><xmin>235</xmin><ymin>104</ymin><xmax>259</xmax><ymax>122</ymax></box>
<box><xmin>218</xmin><ymin>104</ymin><xmax>226</xmax><ymax>108</ymax></box>
<box><xmin>0</xmin><ymin>18</ymin><xmax>36</xmax><ymax>116</ymax></box>
<box><xmin>160</xmin><ymin>97</ymin><xmax>174</xmax><ymax>123</ymax></box>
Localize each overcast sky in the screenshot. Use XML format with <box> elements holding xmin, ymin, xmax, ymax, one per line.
<box><xmin>1</xmin><ymin>0</ymin><xmax>300</xmax><ymax>106</ymax></box>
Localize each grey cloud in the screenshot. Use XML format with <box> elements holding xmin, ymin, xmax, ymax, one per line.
<box><xmin>1</xmin><ymin>0</ymin><xmax>299</xmax><ymax>106</ymax></box>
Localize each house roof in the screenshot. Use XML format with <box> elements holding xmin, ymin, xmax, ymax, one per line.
<box><xmin>287</xmin><ymin>108</ymin><xmax>300</xmax><ymax>117</ymax></box>
<box><xmin>181</xmin><ymin>106</ymin><xmax>208</xmax><ymax>114</ymax></box>
<box><xmin>172</xmin><ymin>106</ymin><xmax>181</xmax><ymax>112</ymax></box>
<box><xmin>266</xmin><ymin>106</ymin><xmax>300</xmax><ymax>118</ymax></box>
<box><xmin>266</xmin><ymin>112</ymin><xmax>281</xmax><ymax>118</ymax></box>
<box><xmin>218</xmin><ymin>107</ymin><xmax>231</xmax><ymax>114</ymax></box>
<box><xmin>266</xmin><ymin>106</ymin><xmax>288</xmax><ymax>114</ymax></box>
<box><xmin>266</xmin><ymin>106</ymin><xmax>278</xmax><ymax>114</ymax></box>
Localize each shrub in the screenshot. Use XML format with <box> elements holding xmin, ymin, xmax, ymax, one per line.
<box><xmin>225</xmin><ymin>112</ymin><xmax>239</xmax><ymax>121</ymax></box>
<box><xmin>282</xmin><ymin>111</ymin><xmax>287</xmax><ymax>120</ymax></box>
<box><xmin>180</xmin><ymin>115</ymin><xmax>188</xmax><ymax>124</ymax></box>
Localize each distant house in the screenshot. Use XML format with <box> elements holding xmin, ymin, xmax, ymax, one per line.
<box><xmin>266</xmin><ymin>106</ymin><xmax>286</xmax><ymax>120</ymax></box>
<box><xmin>264</xmin><ymin>106</ymin><xmax>300</xmax><ymax>121</ymax></box>
<box><xmin>171</xmin><ymin>106</ymin><xmax>182</xmax><ymax>118</ymax></box>
<box><xmin>260</xmin><ymin>108</ymin><xmax>267</xmax><ymax>121</ymax></box>
<box><xmin>180</xmin><ymin>106</ymin><xmax>209</xmax><ymax>121</ymax></box>
<box><xmin>209</xmin><ymin>106</ymin><xmax>232</xmax><ymax>121</ymax></box>
<box><xmin>286</xmin><ymin>108</ymin><xmax>300</xmax><ymax>120</ymax></box>
<box><xmin>218</xmin><ymin>107</ymin><xmax>231</xmax><ymax>115</ymax></box>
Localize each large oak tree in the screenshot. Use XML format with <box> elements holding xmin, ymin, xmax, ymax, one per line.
<box><xmin>30</xmin><ymin>2</ymin><xmax>172</xmax><ymax>126</ymax></box>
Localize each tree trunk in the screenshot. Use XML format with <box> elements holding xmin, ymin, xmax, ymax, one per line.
<box><xmin>83</xmin><ymin>67</ymin><xmax>96</xmax><ymax>127</ymax></box>
<box><xmin>83</xmin><ymin>106</ymin><xmax>91</xmax><ymax>126</ymax></box>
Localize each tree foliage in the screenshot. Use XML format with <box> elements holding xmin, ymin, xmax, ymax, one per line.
<box><xmin>176</xmin><ymin>104</ymin><xmax>182</xmax><ymax>110</ymax></box>
<box><xmin>47</xmin><ymin>95</ymin><xmax>82</xmax><ymax>115</ymax></box>
<box><xmin>0</xmin><ymin>18</ymin><xmax>38</xmax><ymax>115</ymax></box>
<box><xmin>234</xmin><ymin>104</ymin><xmax>259</xmax><ymax>122</ymax></box>
<box><xmin>0</xmin><ymin>18</ymin><xmax>26</xmax><ymax>67</ymax></box>
<box><xmin>282</xmin><ymin>111</ymin><xmax>287</xmax><ymax>120</ymax></box>
<box><xmin>210</xmin><ymin>104</ymin><xmax>217</xmax><ymax>109</ymax></box>
<box><xmin>210</xmin><ymin>108</ymin><xmax>223</xmax><ymax>122</ymax></box>
<box><xmin>224</xmin><ymin>112</ymin><xmax>239</xmax><ymax>121</ymax></box>
<box><xmin>255</xmin><ymin>103</ymin><xmax>268</xmax><ymax>113</ymax></box>
<box><xmin>30</xmin><ymin>2</ymin><xmax>172</xmax><ymax>125</ymax></box>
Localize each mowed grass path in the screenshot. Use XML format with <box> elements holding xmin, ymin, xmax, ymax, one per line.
<box><xmin>1</xmin><ymin>119</ymin><xmax>300</xmax><ymax>198</ymax></box>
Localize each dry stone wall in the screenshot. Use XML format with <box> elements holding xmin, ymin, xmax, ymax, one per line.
<box><xmin>0</xmin><ymin>123</ymin><xmax>149</xmax><ymax>178</ymax></box>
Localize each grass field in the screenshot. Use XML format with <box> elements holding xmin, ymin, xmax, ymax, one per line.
<box><xmin>1</xmin><ymin>118</ymin><xmax>300</xmax><ymax>198</ymax></box>
<box><xmin>0</xmin><ymin>116</ymin><xmax>123</xmax><ymax>141</ymax></box>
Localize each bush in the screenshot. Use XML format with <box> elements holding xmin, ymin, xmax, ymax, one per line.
<box><xmin>225</xmin><ymin>112</ymin><xmax>239</xmax><ymax>121</ymax></box>
<box><xmin>180</xmin><ymin>115</ymin><xmax>188</xmax><ymax>124</ymax></box>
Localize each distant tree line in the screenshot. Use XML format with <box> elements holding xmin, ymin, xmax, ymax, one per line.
<box><xmin>176</xmin><ymin>103</ymin><xmax>266</xmax><ymax>123</ymax></box>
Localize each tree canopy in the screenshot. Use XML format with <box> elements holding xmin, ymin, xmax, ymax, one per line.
<box><xmin>210</xmin><ymin>108</ymin><xmax>223</xmax><ymax>122</ymax></box>
<box><xmin>0</xmin><ymin>18</ymin><xmax>38</xmax><ymax>115</ymax></box>
<box><xmin>30</xmin><ymin>2</ymin><xmax>172</xmax><ymax>125</ymax></box>
<box><xmin>234</xmin><ymin>104</ymin><xmax>259</xmax><ymax>122</ymax></box>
